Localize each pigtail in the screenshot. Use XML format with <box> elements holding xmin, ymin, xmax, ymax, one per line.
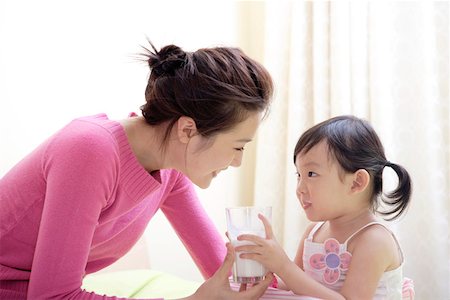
<box><xmin>379</xmin><ymin>162</ymin><xmax>412</xmax><ymax>220</ymax></box>
<box><xmin>295</xmin><ymin>116</ymin><xmax>413</xmax><ymax>222</ymax></box>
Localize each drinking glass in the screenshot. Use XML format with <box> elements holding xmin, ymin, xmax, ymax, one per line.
<box><xmin>225</xmin><ymin>206</ymin><xmax>272</xmax><ymax>284</ymax></box>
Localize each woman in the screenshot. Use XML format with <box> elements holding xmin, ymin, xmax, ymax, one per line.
<box><xmin>0</xmin><ymin>42</ymin><xmax>274</xmax><ymax>299</ymax></box>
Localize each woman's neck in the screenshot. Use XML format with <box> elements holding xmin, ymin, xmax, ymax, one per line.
<box><xmin>118</xmin><ymin>116</ymin><xmax>169</xmax><ymax>173</ymax></box>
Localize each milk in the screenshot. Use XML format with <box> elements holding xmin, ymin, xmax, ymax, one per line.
<box><xmin>229</xmin><ymin>229</ymin><xmax>267</xmax><ymax>283</ymax></box>
<box><xmin>225</xmin><ymin>206</ymin><xmax>272</xmax><ymax>284</ymax></box>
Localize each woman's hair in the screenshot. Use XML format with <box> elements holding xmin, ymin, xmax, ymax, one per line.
<box><xmin>293</xmin><ymin>115</ymin><xmax>412</xmax><ymax>220</ymax></box>
<box><xmin>139</xmin><ymin>41</ymin><xmax>273</xmax><ymax>148</ymax></box>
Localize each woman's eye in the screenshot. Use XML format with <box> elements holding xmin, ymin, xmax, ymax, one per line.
<box><xmin>235</xmin><ymin>147</ymin><xmax>245</xmax><ymax>151</ymax></box>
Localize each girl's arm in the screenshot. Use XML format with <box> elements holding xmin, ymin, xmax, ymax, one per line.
<box><xmin>237</xmin><ymin>215</ymin><xmax>395</xmax><ymax>299</ymax></box>
<box><xmin>276</xmin><ymin>222</ymin><xmax>317</xmax><ymax>291</ymax></box>
<box><xmin>274</xmin><ymin>260</ymin><xmax>345</xmax><ymax>299</ymax></box>
<box><xmin>338</xmin><ymin>225</ymin><xmax>399</xmax><ymax>299</ymax></box>
<box><xmin>236</xmin><ymin>215</ymin><xmax>344</xmax><ymax>299</ymax></box>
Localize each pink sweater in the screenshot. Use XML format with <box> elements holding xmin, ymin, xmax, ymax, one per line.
<box><xmin>0</xmin><ymin>114</ymin><xmax>226</xmax><ymax>299</ymax></box>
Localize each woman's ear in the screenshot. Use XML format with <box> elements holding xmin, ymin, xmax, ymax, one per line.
<box><xmin>350</xmin><ymin>169</ymin><xmax>371</xmax><ymax>194</ymax></box>
<box><xmin>177</xmin><ymin>116</ymin><xmax>197</xmax><ymax>144</ymax></box>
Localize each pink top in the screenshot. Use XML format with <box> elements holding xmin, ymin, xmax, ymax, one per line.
<box><xmin>0</xmin><ymin>114</ymin><xmax>226</xmax><ymax>299</ymax></box>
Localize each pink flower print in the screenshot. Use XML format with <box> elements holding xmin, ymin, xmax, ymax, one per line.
<box><xmin>309</xmin><ymin>238</ymin><xmax>352</xmax><ymax>285</ymax></box>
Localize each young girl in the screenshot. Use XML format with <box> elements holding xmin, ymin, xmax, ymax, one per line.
<box><xmin>237</xmin><ymin>115</ymin><xmax>412</xmax><ymax>299</ymax></box>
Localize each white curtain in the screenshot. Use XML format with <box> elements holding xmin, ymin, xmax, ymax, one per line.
<box><xmin>239</xmin><ymin>1</ymin><xmax>449</xmax><ymax>299</ymax></box>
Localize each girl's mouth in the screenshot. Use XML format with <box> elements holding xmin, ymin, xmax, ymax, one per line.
<box><xmin>301</xmin><ymin>200</ymin><xmax>312</xmax><ymax>209</ymax></box>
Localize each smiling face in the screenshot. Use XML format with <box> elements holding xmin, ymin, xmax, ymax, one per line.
<box><xmin>184</xmin><ymin>112</ymin><xmax>262</xmax><ymax>189</ymax></box>
<box><xmin>294</xmin><ymin>140</ymin><xmax>355</xmax><ymax>222</ymax></box>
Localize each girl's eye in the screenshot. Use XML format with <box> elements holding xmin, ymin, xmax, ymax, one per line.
<box><xmin>295</xmin><ymin>172</ymin><xmax>301</xmax><ymax>179</ymax></box>
<box><xmin>308</xmin><ymin>171</ymin><xmax>317</xmax><ymax>177</ymax></box>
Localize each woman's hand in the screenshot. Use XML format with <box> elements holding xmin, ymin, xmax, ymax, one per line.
<box><xmin>234</xmin><ymin>214</ymin><xmax>292</xmax><ymax>275</ymax></box>
<box><xmin>181</xmin><ymin>242</ymin><xmax>273</xmax><ymax>300</ymax></box>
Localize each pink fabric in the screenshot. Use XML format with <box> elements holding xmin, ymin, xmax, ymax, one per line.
<box><xmin>402</xmin><ymin>277</ymin><xmax>415</xmax><ymax>300</ymax></box>
<box><xmin>0</xmin><ymin>114</ymin><xmax>226</xmax><ymax>299</ymax></box>
<box><xmin>229</xmin><ymin>278</ymin><xmax>320</xmax><ymax>300</ymax></box>
<box><xmin>308</xmin><ymin>238</ymin><xmax>352</xmax><ymax>285</ymax></box>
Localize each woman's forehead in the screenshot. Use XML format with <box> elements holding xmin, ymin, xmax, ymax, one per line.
<box><xmin>221</xmin><ymin>112</ymin><xmax>262</xmax><ymax>140</ymax></box>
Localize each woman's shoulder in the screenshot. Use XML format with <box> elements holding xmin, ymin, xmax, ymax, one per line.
<box><xmin>69</xmin><ymin>113</ymin><xmax>120</xmax><ymax>139</ymax></box>
<box><xmin>45</xmin><ymin>114</ymin><xmax>123</xmax><ymax>162</ymax></box>
<box><xmin>160</xmin><ymin>169</ymin><xmax>194</xmax><ymax>191</ymax></box>
<box><xmin>59</xmin><ymin>114</ymin><xmax>120</xmax><ymax>144</ymax></box>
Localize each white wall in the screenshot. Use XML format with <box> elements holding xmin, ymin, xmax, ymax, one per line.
<box><xmin>0</xmin><ymin>0</ymin><xmax>242</xmax><ymax>282</ymax></box>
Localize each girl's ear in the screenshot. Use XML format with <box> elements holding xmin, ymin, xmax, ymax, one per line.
<box><xmin>350</xmin><ymin>169</ymin><xmax>371</xmax><ymax>194</ymax></box>
<box><xmin>177</xmin><ymin>116</ymin><xmax>197</xmax><ymax>144</ymax></box>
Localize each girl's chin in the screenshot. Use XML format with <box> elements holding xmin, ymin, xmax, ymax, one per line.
<box><xmin>304</xmin><ymin>211</ymin><xmax>323</xmax><ymax>222</ymax></box>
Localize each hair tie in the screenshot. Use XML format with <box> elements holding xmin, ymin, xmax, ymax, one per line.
<box><xmin>147</xmin><ymin>44</ymin><xmax>187</xmax><ymax>77</ymax></box>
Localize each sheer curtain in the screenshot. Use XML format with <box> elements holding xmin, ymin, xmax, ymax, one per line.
<box><xmin>239</xmin><ymin>1</ymin><xmax>449</xmax><ymax>299</ymax></box>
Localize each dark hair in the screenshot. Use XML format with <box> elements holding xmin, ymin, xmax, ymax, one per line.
<box><xmin>293</xmin><ymin>115</ymin><xmax>412</xmax><ymax>221</ymax></box>
<box><xmin>139</xmin><ymin>41</ymin><xmax>273</xmax><ymax>148</ymax></box>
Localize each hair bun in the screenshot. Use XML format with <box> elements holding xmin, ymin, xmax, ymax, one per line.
<box><xmin>148</xmin><ymin>44</ymin><xmax>187</xmax><ymax>77</ymax></box>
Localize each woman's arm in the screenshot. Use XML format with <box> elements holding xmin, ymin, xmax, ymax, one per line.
<box><xmin>161</xmin><ymin>173</ymin><xmax>227</xmax><ymax>279</ymax></box>
<box><xmin>179</xmin><ymin>243</ymin><xmax>274</xmax><ymax>300</ymax></box>
<box><xmin>27</xmin><ymin>125</ymin><xmax>148</xmax><ymax>299</ymax></box>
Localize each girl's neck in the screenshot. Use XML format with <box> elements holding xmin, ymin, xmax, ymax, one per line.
<box><xmin>325</xmin><ymin>208</ymin><xmax>376</xmax><ymax>240</ymax></box>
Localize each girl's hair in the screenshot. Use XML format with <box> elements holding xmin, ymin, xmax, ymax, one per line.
<box><xmin>293</xmin><ymin>115</ymin><xmax>412</xmax><ymax>220</ymax></box>
<box><xmin>139</xmin><ymin>41</ymin><xmax>274</xmax><ymax>148</ymax></box>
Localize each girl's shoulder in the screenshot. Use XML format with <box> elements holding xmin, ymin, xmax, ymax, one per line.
<box><xmin>346</xmin><ymin>222</ymin><xmax>398</xmax><ymax>249</ymax></box>
<box><xmin>297</xmin><ymin>222</ymin><xmax>322</xmax><ymax>252</ymax></box>
<box><xmin>347</xmin><ymin>223</ymin><xmax>403</xmax><ymax>271</ymax></box>
<box><xmin>303</xmin><ymin>222</ymin><xmax>323</xmax><ymax>241</ymax></box>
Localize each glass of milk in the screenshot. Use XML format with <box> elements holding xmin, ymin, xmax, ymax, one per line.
<box><xmin>225</xmin><ymin>206</ymin><xmax>272</xmax><ymax>284</ymax></box>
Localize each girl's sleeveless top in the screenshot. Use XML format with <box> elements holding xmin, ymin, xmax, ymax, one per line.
<box><xmin>303</xmin><ymin>222</ymin><xmax>403</xmax><ymax>300</ymax></box>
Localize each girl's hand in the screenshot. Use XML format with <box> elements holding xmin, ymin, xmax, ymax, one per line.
<box><xmin>234</xmin><ymin>214</ymin><xmax>292</xmax><ymax>275</ymax></box>
<box><xmin>184</xmin><ymin>242</ymin><xmax>273</xmax><ymax>300</ymax></box>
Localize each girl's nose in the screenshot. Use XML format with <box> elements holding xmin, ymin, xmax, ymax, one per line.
<box><xmin>296</xmin><ymin>178</ymin><xmax>306</xmax><ymax>195</ymax></box>
<box><xmin>230</xmin><ymin>151</ymin><xmax>243</xmax><ymax>167</ymax></box>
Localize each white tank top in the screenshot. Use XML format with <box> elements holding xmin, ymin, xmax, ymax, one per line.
<box><xmin>303</xmin><ymin>222</ymin><xmax>403</xmax><ymax>300</ymax></box>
